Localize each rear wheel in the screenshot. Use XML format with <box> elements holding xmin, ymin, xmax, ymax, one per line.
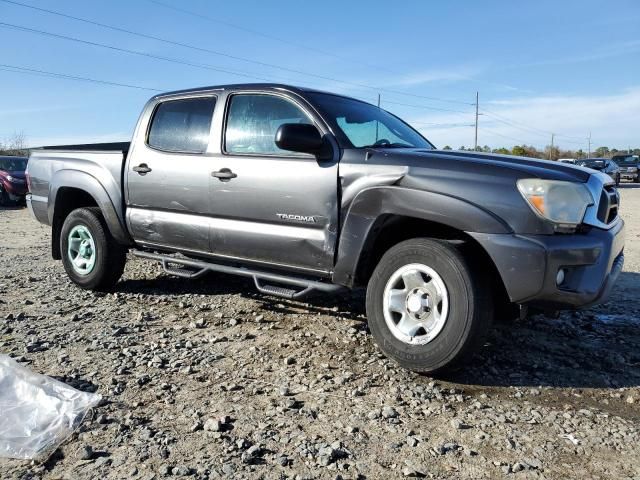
<box><xmin>60</xmin><ymin>207</ymin><xmax>127</xmax><ymax>290</ymax></box>
<box><xmin>366</xmin><ymin>238</ymin><xmax>492</xmax><ymax>373</ymax></box>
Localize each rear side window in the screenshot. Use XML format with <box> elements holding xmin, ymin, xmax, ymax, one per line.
<box><xmin>148</xmin><ymin>97</ymin><xmax>216</xmax><ymax>153</ymax></box>
<box><xmin>224</xmin><ymin>94</ymin><xmax>312</xmax><ymax>155</ymax></box>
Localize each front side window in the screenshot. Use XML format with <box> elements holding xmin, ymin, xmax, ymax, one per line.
<box><xmin>148</xmin><ymin>97</ymin><xmax>216</xmax><ymax>153</ymax></box>
<box><xmin>225</xmin><ymin>94</ymin><xmax>312</xmax><ymax>155</ymax></box>
<box><xmin>308</xmin><ymin>92</ymin><xmax>433</xmax><ymax>149</ymax></box>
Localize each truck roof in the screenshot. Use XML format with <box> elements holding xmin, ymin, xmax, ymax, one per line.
<box><xmin>153</xmin><ymin>83</ymin><xmax>362</xmax><ymax>102</ymax></box>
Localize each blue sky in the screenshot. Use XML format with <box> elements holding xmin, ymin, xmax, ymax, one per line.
<box><xmin>1</xmin><ymin>0</ymin><xmax>639</xmax><ymax>151</ymax></box>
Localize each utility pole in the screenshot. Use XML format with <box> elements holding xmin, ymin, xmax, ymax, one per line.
<box><xmin>587</xmin><ymin>132</ymin><xmax>591</xmax><ymax>157</ymax></box>
<box><xmin>375</xmin><ymin>94</ymin><xmax>381</xmax><ymax>142</ymax></box>
<box><xmin>474</xmin><ymin>91</ymin><xmax>479</xmax><ymax>151</ymax></box>
<box><xmin>549</xmin><ymin>133</ymin><xmax>555</xmax><ymax>160</ymax></box>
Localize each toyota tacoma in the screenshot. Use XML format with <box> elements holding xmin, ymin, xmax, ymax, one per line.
<box><xmin>26</xmin><ymin>84</ymin><xmax>625</xmax><ymax>373</ymax></box>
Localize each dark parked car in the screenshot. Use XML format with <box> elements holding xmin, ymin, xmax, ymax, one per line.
<box><xmin>611</xmin><ymin>154</ymin><xmax>639</xmax><ymax>183</ymax></box>
<box><xmin>26</xmin><ymin>83</ymin><xmax>624</xmax><ymax>373</ymax></box>
<box><xmin>0</xmin><ymin>156</ymin><xmax>28</xmax><ymax>205</ymax></box>
<box><xmin>577</xmin><ymin>158</ymin><xmax>620</xmax><ymax>185</ymax></box>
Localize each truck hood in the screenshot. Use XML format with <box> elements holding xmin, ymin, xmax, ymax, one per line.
<box><xmin>380</xmin><ymin>149</ymin><xmax>591</xmax><ymax>183</ymax></box>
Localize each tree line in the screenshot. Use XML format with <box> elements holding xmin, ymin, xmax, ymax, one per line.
<box><xmin>442</xmin><ymin>144</ymin><xmax>640</xmax><ymax>160</ymax></box>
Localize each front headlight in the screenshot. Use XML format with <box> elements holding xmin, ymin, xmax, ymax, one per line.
<box><xmin>517</xmin><ymin>179</ymin><xmax>593</xmax><ymax>227</ymax></box>
<box><xmin>6</xmin><ymin>175</ymin><xmax>15</xmax><ymax>182</ymax></box>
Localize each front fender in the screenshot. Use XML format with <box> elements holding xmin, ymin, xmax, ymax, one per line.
<box><xmin>49</xmin><ymin>169</ymin><xmax>129</xmax><ymax>244</ymax></box>
<box><xmin>332</xmin><ymin>186</ymin><xmax>511</xmax><ymax>286</ymax></box>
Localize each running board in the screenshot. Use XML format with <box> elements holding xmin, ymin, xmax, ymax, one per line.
<box><xmin>131</xmin><ymin>250</ymin><xmax>344</xmax><ymax>299</ymax></box>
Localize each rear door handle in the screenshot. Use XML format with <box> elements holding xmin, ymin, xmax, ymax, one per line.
<box><xmin>212</xmin><ymin>168</ymin><xmax>237</xmax><ymax>181</ymax></box>
<box><xmin>133</xmin><ymin>163</ymin><xmax>152</xmax><ymax>175</ymax></box>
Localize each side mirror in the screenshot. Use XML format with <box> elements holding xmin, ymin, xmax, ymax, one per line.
<box><xmin>275</xmin><ymin>123</ymin><xmax>323</xmax><ymax>155</ymax></box>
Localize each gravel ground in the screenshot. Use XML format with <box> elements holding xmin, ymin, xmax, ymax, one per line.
<box><xmin>1</xmin><ymin>186</ymin><xmax>639</xmax><ymax>480</ymax></box>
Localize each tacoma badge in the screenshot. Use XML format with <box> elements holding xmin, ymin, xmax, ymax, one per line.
<box><xmin>277</xmin><ymin>213</ymin><xmax>316</xmax><ymax>223</ymax></box>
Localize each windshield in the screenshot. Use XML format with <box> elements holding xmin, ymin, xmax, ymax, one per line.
<box><xmin>307</xmin><ymin>93</ymin><xmax>434</xmax><ymax>149</ymax></box>
<box><xmin>0</xmin><ymin>157</ymin><xmax>27</xmax><ymax>171</ymax></box>
<box><xmin>612</xmin><ymin>155</ymin><xmax>639</xmax><ymax>165</ymax></box>
<box><xmin>584</xmin><ymin>160</ymin><xmax>606</xmax><ymax>168</ymax></box>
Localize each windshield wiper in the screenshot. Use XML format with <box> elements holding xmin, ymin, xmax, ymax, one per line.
<box><xmin>361</xmin><ymin>143</ymin><xmax>413</xmax><ymax>149</ymax></box>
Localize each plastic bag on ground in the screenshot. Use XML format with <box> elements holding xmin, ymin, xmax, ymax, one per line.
<box><xmin>0</xmin><ymin>354</ymin><xmax>102</xmax><ymax>460</ymax></box>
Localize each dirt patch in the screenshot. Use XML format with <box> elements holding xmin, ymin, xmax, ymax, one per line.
<box><xmin>1</xmin><ymin>186</ymin><xmax>639</xmax><ymax>479</ymax></box>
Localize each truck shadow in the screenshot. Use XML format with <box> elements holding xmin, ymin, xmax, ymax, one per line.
<box><xmin>116</xmin><ymin>271</ymin><xmax>367</xmax><ymax>321</ymax></box>
<box><xmin>451</xmin><ymin>271</ymin><xmax>640</xmax><ymax>388</ymax></box>
<box><xmin>117</xmin><ymin>267</ymin><xmax>640</xmax><ymax>389</ymax></box>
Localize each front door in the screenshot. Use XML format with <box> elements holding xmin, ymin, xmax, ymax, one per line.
<box><xmin>126</xmin><ymin>95</ymin><xmax>217</xmax><ymax>253</ymax></box>
<box><xmin>208</xmin><ymin>92</ymin><xmax>338</xmax><ymax>274</ymax></box>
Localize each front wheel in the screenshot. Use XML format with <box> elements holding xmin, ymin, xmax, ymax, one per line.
<box><xmin>366</xmin><ymin>238</ymin><xmax>492</xmax><ymax>373</ymax></box>
<box><xmin>60</xmin><ymin>207</ymin><xmax>127</xmax><ymax>290</ymax></box>
<box><xmin>0</xmin><ymin>188</ymin><xmax>10</xmax><ymax>206</ymax></box>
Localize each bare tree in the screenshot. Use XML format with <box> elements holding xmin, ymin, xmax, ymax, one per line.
<box><xmin>0</xmin><ymin>132</ymin><xmax>28</xmax><ymax>156</ymax></box>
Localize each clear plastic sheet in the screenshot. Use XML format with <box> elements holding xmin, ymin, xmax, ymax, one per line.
<box><xmin>0</xmin><ymin>354</ymin><xmax>101</xmax><ymax>460</ymax></box>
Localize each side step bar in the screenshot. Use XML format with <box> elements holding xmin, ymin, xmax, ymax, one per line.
<box><xmin>131</xmin><ymin>250</ymin><xmax>345</xmax><ymax>300</ymax></box>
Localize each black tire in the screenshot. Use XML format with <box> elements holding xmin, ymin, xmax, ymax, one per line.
<box><xmin>616</xmin><ymin>174</ymin><xmax>620</xmax><ymax>186</ymax></box>
<box><xmin>60</xmin><ymin>207</ymin><xmax>127</xmax><ymax>290</ymax></box>
<box><xmin>0</xmin><ymin>188</ymin><xmax>10</xmax><ymax>206</ymax></box>
<box><xmin>366</xmin><ymin>238</ymin><xmax>492</xmax><ymax>374</ymax></box>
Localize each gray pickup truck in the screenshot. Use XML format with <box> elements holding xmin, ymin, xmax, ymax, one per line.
<box><xmin>26</xmin><ymin>83</ymin><xmax>625</xmax><ymax>373</ymax></box>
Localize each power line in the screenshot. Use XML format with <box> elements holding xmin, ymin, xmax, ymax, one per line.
<box><xmin>0</xmin><ymin>21</ymin><xmax>284</xmax><ymax>83</ymax></box>
<box><xmin>0</xmin><ymin>62</ymin><xmax>472</xmax><ymax>129</ymax></box>
<box><xmin>0</xmin><ymin>62</ymin><xmax>473</xmax><ymax>130</ymax></box>
<box><xmin>409</xmin><ymin>120</ymin><xmax>475</xmax><ymax>127</ymax></box>
<box><xmin>477</xmin><ymin>127</ymin><xmax>539</xmax><ymax>147</ymax></box>
<box><xmin>381</xmin><ymin>99</ymin><xmax>472</xmax><ymax>114</ymax></box>
<box><xmin>144</xmin><ymin>0</ymin><xmax>397</xmax><ymax>76</ymax></box>
<box><xmin>0</xmin><ymin>63</ymin><xmax>163</xmax><ymax>91</ymax></box>
<box><xmin>0</xmin><ymin>0</ymin><xmax>473</xmax><ymax>107</ymax></box>
<box><xmin>481</xmin><ymin>108</ymin><xmax>587</xmax><ymax>142</ymax></box>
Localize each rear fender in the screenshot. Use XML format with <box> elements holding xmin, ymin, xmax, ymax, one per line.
<box><xmin>49</xmin><ymin>169</ymin><xmax>129</xmax><ymax>244</ymax></box>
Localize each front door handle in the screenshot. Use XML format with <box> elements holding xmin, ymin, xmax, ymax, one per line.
<box><xmin>133</xmin><ymin>163</ymin><xmax>152</xmax><ymax>175</ymax></box>
<box><xmin>212</xmin><ymin>168</ymin><xmax>237</xmax><ymax>181</ymax></box>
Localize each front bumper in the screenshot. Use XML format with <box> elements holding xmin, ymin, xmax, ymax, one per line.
<box><xmin>2</xmin><ymin>182</ymin><xmax>28</xmax><ymax>197</ymax></box>
<box><xmin>471</xmin><ymin>218</ymin><xmax>625</xmax><ymax>309</ymax></box>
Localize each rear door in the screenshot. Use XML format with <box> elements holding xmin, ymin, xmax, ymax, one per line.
<box><xmin>126</xmin><ymin>94</ymin><xmax>217</xmax><ymax>253</ymax></box>
<box><xmin>207</xmin><ymin>91</ymin><xmax>339</xmax><ymax>274</ymax></box>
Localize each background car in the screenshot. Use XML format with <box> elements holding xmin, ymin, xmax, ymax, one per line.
<box><xmin>577</xmin><ymin>158</ymin><xmax>621</xmax><ymax>185</ymax></box>
<box><xmin>612</xmin><ymin>154</ymin><xmax>640</xmax><ymax>183</ymax></box>
<box><xmin>0</xmin><ymin>156</ymin><xmax>28</xmax><ymax>206</ymax></box>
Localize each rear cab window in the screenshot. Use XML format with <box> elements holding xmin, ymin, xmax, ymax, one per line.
<box><xmin>147</xmin><ymin>97</ymin><xmax>217</xmax><ymax>153</ymax></box>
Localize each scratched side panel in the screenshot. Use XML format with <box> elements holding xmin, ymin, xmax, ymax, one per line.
<box><xmin>207</xmin><ymin>154</ymin><xmax>339</xmax><ymax>271</ymax></box>
<box><xmin>127</xmin><ymin>208</ymin><xmax>210</xmax><ymax>253</ymax></box>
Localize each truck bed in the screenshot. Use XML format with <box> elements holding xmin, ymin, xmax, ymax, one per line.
<box><xmin>27</xmin><ymin>143</ymin><xmax>129</xmax><ymax>229</ymax></box>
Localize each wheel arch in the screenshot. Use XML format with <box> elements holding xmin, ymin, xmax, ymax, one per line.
<box><xmin>333</xmin><ymin>187</ymin><xmax>511</xmax><ymax>305</ymax></box>
<box><xmin>49</xmin><ymin>170</ymin><xmax>130</xmax><ymax>259</ymax></box>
